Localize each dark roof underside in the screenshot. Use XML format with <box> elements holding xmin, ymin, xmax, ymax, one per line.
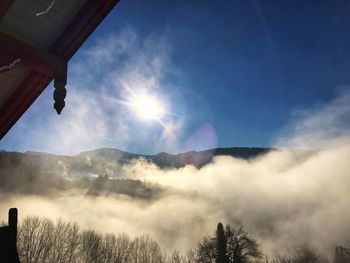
<box><xmin>0</xmin><ymin>0</ymin><xmax>119</xmax><ymax>139</ymax></box>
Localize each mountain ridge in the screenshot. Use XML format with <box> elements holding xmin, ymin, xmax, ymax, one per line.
<box><xmin>0</xmin><ymin>147</ymin><xmax>274</xmax><ymax>179</ymax></box>
<box><xmin>77</xmin><ymin>146</ymin><xmax>272</xmax><ymax>158</ymax></box>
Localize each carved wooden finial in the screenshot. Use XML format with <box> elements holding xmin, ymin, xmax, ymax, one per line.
<box><xmin>53</xmin><ymin>63</ymin><xmax>67</xmax><ymax>114</ymax></box>
<box><xmin>8</xmin><ymin>208</ymin><xmax>17</xmax><ymax>247</ymax></box>
<box><xmin>53</xmin><ymin>81</ymin><xmax>67</xmax><ymax>114</ymax></box>
<box><xmin>8</xmin><ymin>208</ymin><xmax>17</xmax><ymax>229</ymax></box>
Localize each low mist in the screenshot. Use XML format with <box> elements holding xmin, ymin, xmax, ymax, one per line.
<box><xmin>1</xmin><ymin>143</ymin><xmax>350</xmax><ymax>257</ymax></box>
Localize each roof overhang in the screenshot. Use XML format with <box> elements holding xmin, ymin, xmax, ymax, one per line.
<box><xmin>0</xmin><ymin>0</ymin><xmax>119</xmax><ymax>139</ymax></box>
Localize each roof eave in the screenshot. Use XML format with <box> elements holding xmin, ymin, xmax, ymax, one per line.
<box><xmin>0</xmin><ymin>0</ymin><xmax>120</xmax><ymax>139</ymax></box>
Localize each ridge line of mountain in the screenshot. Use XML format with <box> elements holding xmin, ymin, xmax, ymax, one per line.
<box><xmin>1</xmin><ymin>147</ymin><xmax>315</xmax><ymax>172</ymax></box>
<box><xmin>73</xmin><ymin>146</ymin><xmax>274</xmax><ymax>158</ymax></box>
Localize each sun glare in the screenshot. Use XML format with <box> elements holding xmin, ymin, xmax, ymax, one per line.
<box><xmin>129</xmin><ymin>94</ymin><xmax>166</xmax><ymax>121</ymax></box>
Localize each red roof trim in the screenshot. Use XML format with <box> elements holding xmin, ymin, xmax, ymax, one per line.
<box><xmin>0</xmin><ymin>0</ymin><xmax>119</xmax><ymax>139</ymax></box>
<box><xmin>51</xmin><ymin>0</ymin><xmax>120</xmax><ymax>60</ymax></box>
<box><xmin>0</xmin><ymin>0</ymin><xmax>14</xmax><ymax>18</ymax></box>
<box><xmin>0</xmin><ymin>32</ymin><xmax>66</xmax><ymax>76</ymax></box>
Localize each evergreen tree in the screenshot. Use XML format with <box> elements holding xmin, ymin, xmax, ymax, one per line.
<box><xmin>215</xmin><ymin>222</ymin><xmax>228</xmax><ymax>263</ymax></box>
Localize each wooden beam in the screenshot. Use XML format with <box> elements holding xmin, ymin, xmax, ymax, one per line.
<box><xmin>0</xmin><ymin>32</ymin><xmax>66</xmax><ymax>76</ymax></box>
<box><xmin>0</xmin><ymin>0</ymin><xmax>14</xmax><ymax>18</ymax></box>
<box><xmin>0</xmin><ymin>72</ymin><xmax>51</xmax><ymax>138</ymax></box>
<box><xmin>50</xmin><ymin>0</ymin><xmax>120</xmax><ymax>60</ymax></box>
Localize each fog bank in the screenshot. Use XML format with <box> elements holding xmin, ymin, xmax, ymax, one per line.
<box><xmin>1</xmin><ymin>144</ymin><xmax>350</xmax><ymax>256</ymax></box>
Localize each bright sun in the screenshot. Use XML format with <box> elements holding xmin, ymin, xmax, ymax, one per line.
<box><xmin>129</xmin><ymin>94</ymin><xmax>165</xmax><ymax>121</ymax></box>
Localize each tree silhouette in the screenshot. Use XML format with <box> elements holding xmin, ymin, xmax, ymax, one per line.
<box><xmin>198</xmin><ymin>236</ymin><xmax>216</xmax><ymax>262</ymax></box>
<box><xmin>292</xmin><ymin>245</ymin><xmax>319</xmax><ymax>263</ymax></box>
<box><xmin>226</xmin><ymin>226</ymin><xmax>262</xmax><ymax>263</ymax></box>
<box><xmin>129</xmin><ymin>234</ymin><xmax>163</xmax><ymax>263</ymax></box>
<box><xmin>81</xmin><ymin>229</ymin><xmax>103</xmax><ymax>263</ymax></box>
<box><xmin>11</xmin><ymin>216</ymin><xmax>344</xmax><ymax>263</ymax></box>
<box><xmin>198</xmin><ymin>223</ymin><xmax>261</xmax><ymax>263</ymax></box>
<box><xmin>215</xmin><ymin>223</ymin><xmax>228</xmax><ymax>263</ymax></box>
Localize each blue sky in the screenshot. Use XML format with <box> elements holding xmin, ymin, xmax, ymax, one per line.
<box><xmin>1</xmin><ymin>0</ymin><xmax>350</xmax><ymax>155</ymax></box>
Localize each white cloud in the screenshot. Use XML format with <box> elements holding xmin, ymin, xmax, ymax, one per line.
<box><xmin>6</xmin><ymin>29</ymin><xmax>185</xmax><ymax>155</ymax></box>
<box><xmin>275</xmin><ymin>89</ymin><xmax>350</xmax><ymax>149</ymax></box>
